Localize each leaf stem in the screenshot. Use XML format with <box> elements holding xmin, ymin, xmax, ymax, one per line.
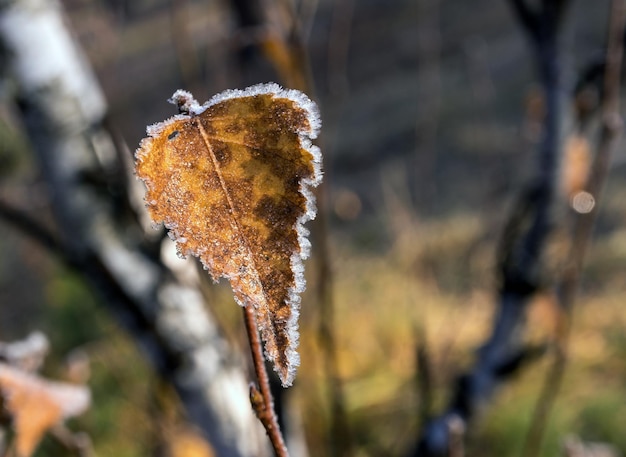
<box><xmin>243</xmin><ymin>305</ymin><xmax>290</xmax><ymax>457</ymax></box>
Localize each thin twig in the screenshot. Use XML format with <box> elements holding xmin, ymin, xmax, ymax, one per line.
<box><xmin>522</xmin><ymin>1</ymin><xmax>626</xmax><ymax>456</ymax></box>
<box><xmin>170</xmin><ymin>0</ymin><xmax>203</xmax><ymax>99</ymax></box>
<box><xmin>316</xmin><ymin>228</ymin><xmax>353</xmax><ymax>457</ymax></box>
<box><xmin>414</xmin><ymin>324</ymin><xmax>433</xmax><ymax>427</ymax></box>
<box><xmin>243</xmin><ymin>305</ymin><xmax>289</xmax><ymax>457</ymax></box>
<box><xmin>0</xmin><ymin>199</ymin><xmax>63</xmax><ymax>257</ymax></box>
<box><xmin>327</xmin><ymin>0</ymin><xmax>354</xmax><ymax>97</ymax></box>
<box><xmin>50</xmin><ymin>425</ymin><xmax>96</xmax><ymax>457</ymax></box>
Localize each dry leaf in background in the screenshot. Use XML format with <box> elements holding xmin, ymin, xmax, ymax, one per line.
<box><xmin>135</xmin><ymin>83</ymin><xmax>322</xmax><ymax>386</ymax></box>
<box><xmin>0</xmin><ymin>362</ymin><xmax>91</xmax><ymax>457</ymax></box>
<box><xmin>562</xmin><ymin>134</ymin><xmax>591</xmax><ymax>198</ymax></box>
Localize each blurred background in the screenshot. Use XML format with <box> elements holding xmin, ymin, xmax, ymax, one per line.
<box><xmin>1</xmin><ymin>0</ymin><xmax>626</xmax><ymax>456</ymax></box>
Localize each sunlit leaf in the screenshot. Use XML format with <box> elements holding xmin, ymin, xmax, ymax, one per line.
<box><xmin>135</xmin><ymin>83</ymin><xmax>322</xmax><ymax>386</ymax></box>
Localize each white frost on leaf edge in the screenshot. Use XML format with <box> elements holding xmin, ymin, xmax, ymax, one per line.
<box><xmin>169</xmin><ymin>89</ymin><xmax>202</xmax><ymax>115</ymax></box>
<box><xmin>200</xmin><ymin>82</ymin><xmax>322</xmax><ymax>139</ymax></box>
<box><xmin>281</xmin><ymin>141</ymin><xmax>322</xmax><ymax>386</ymax></box>
<box><xmin>136</xmin><ymin>83</ymin><xmax>323</xmax><ymax>387</ymax></box>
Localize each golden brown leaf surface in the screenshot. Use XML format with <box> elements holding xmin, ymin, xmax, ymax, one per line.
<box><xmin>135</xmin><ymin>84</ymin><xmax>322</xmax><ymax>386</ymax></box>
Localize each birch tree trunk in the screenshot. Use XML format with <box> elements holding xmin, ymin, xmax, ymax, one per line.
<box><xmin>0</xmin><ymin>1</ymin><xmax>268</xmax><ymax>455</ymax></box>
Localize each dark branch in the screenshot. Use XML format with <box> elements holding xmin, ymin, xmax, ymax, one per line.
<box><xmin>523</xmin><ymin>1</ymin><xmax>626</xmax><ymax>454</ymax></box>
<box><xmin>509</xmin><ymin>0</ymin><xmax>570</xmax><ymax>43</ymax></box>
<box><xmin>411</xmin><ymin>1</ymin><xmax>571</xmax><ymax>455</ymax></box>
<box><xmin>0</xmin><ymin>199</ymin><xmax>63</xmax><ymax>258</ymax></box>
<box><xmin>509</xmin><ymin>0</ymin><xmax>540</xmax><ymax>39</ymax></box>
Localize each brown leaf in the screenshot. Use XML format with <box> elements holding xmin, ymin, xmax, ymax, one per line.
<box><xmin>0</xmin><ymin>362</ymin><xmax>91</xmax><ymax>457</ymax></box>
<box><xmin>135</xmin><ymin>83</ymin><xmax>322</xmax><ymax>386</ymax></box>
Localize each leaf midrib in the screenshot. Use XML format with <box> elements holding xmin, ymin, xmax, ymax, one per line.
<box><xmin>195</xmin><ymin>119</ymin><xmax>271</xmax><ymax>308</ymax></box>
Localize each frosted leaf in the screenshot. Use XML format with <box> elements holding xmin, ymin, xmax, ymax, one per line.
<box><xmin>135</xmin><ymin>83</ymin><xmax>322</xmax><ymax>386</ymax></box>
